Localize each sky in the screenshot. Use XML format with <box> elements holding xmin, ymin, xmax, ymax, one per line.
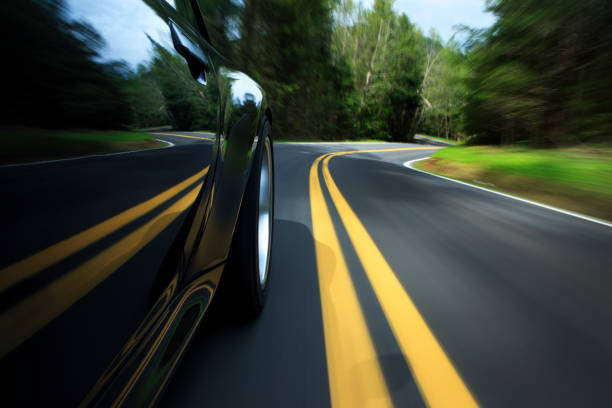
<box><xmin>67</xmin><ymin>0</ymin><xmax>172</xmax><ymax>68</ymax></box>
<box><xmin>362</xmin><ymin>0</ymin><xmax>496</xmax><ymax>43</ymax></box>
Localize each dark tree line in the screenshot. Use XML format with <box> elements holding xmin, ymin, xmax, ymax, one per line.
<box><xmin>1</xmin><ymin>0</ymin><xmax>217</xmax><ymax>132</ymax></box>
<box><xmin>1</xmin><ymin>0</ymin><xmax>130</xmax><ymax>129</ymax></box>
<box><xmin>461</xmin><ymin>0</ymin><xmax>612</xmax><ymax>145</ymax></box>
<box><xmin>4</xmin><ymin>0</ymin><xmax>609</xmax><ymax>145</ymax></box>
<box><xmin>195</xmin><ymin>0</ymin><xmax>428</xmax><ymax>141</ymax></box>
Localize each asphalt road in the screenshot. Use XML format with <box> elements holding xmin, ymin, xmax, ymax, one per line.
<box><xmin>414</xmin><ymin>134</ymin><xmax>454</xmax><ymax>146</ymax></box>
<box><xmin>1</xmin><ymin>135</ymin><xmax>611</xmax><ymax>406</ymax></box>
<box><xmin>162</xmin><ymin>141</ymin><xmax>612</xmax><ymax>407</ymax></box>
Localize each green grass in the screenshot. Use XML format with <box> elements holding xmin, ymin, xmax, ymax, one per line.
<box><xmin>433</xmin><ymin>146</ymin><xmax>612</xmax><ymax>197</ymax></box>
<box><xmin>0</xmin><ymin>128</ymin><xmax>164</xmax><ymax>164</ymax></box>
<box><xmin>417</xmin><ymin>144</ymin><xmax>612</xmax><ymax>220</ymax></box>
<box><xmin>52</xmin><ymin>130</ymin><xmax>154</xmax><ymax>143</ymax></box>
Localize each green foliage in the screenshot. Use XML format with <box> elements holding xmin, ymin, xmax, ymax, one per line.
<box><xmin>418</xmin><ymin>39</ymin><xmax>469</xmax><ymax>141</ymax></box>
<box><xmin>2</xmin><ymin>0</ymin><xmax>220</xmax><ymax>133</ymax></box>
<box><xmin>331</xmin><ymin>0</ymin><xmax>426</xmax><ymax>141</ymax></box>
<box><xmin>148</xmin><ymin>40</ymin><xmax>217</xmax><ymax>131</ymax></box>
<box><xmin>0</xmin><ymin>128</ymin><xmax>161</xmax><ymax>164</ymax></box>
<box><xmin>3</xmin><ymin>0</ymin><xmax>434</xmax><ymax>141</ymax></box>
<box><xmin>123</xmin><ymin>65</ymin><xmax>170</xmax><ymax>129</ymax></box>
<box><xmin>238</xmin><ymin>0</ymin><xmax>340</xmax><ymax>139</ymax></box>
<box><xmin>462</xmin><ymin>0</ymin><xmax>612</xmax><ymax>145</ymax></box>
<box><xmin>6</xmin><ymin>0</ymin><xmax>609</xmax><ymax>146</ymax></box>
<box><xmin>197</xmin><ymin>0</ymin><xmax>429</xmax><ymax>140</ymax></box>
<box><xmin>2</xmin><ymin>0</ymin><xmax>132</xmax><ymax>129</ymax></box>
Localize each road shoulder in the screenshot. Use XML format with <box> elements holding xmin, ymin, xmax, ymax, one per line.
<box><xmin>0</xmin><ymin>128</ymin><xmax>169</xmax><ymax>166</ymax></box>
<box><xmin>405</xmin><ymin>157</ymin><xmax>611</xmax><ymax>227</ymax></box>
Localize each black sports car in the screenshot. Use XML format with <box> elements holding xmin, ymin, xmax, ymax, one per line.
<box><xmin>0</xmin><ymin>0</ymin><xmax>273</xmax><ymax>405</ymax></box>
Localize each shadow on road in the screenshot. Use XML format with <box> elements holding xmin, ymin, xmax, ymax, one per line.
<box><xmin>161</xmin><ymin>219</ymin><xmax>330</xmax><ymax>407</ymax></box>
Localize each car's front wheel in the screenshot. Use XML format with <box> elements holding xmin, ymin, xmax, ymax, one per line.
<box><xmin>220</xmin><ymin>119</ymin><xmax>274</xmax><ymax>319</ymax></box>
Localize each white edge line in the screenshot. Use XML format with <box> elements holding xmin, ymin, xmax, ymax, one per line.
<box><xmin>156</xmin><ymin>138</ymin><xmax>174</xmax><ymax>147</ymax></box>
<box><xmin>0</xmin><ymin>138</ymin><xmax>176</xmax><ymax>168</ymax></box>
<box><xmin>403</xmin><ymin>157</ymin><xmax>612</xmax><ymax>229</ymax></box>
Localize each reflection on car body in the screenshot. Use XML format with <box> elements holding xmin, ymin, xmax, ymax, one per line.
<box><xmin>0</xmin><ymin>0</ymin><xmax>274</xmax><ymax>405</ymax></box>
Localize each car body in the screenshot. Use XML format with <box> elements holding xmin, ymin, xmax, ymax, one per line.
<box><xmin>0</xmin><ymin>0</ymin><xmax>273</xmax><ymax>405</ymax></box>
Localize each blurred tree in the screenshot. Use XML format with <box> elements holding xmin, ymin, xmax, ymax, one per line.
<box><xmin>122</xmin><ymin>65</ymin><xmax>171</xmax><ymax>129</ymax></box>
<box><xmin>238</xmin><ymin>0</ymin><xmax>339</xmax><ymax>139</ymax></box>
<box><xmin>191</xmin><ymin>0</ymin><xmax>339</xmax><ymax>139</ymax></box>
<box><xmin>148</xmin><ymin>39</ymin><xmax>217</xmax><ymax>131</ymax></box>
<box><xmin>7</xmin><ymin>0</ymin><xmax>609</xmax><ymax>144</ymax></box>
<box><xmin>463</xmin><ymin>0</ymin><xmax>612</xmax><ymax>145</ymax></box>
<box><xmin>418</xmin><ymin>37</ymin><xmax>469</xmax><ymax>141</ymax></box>
<box><xmin>332</xmin><ymin>0</ymin><xmax>425</xmax><ymax>141</ymax></box>
<box><xmin>0</xmin><ymin>0</ymin><xmax>132</xmax><ymax>129</ymax></box>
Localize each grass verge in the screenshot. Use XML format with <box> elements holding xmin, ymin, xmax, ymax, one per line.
<box><xmin>0</xmin><ymin>128</ymin><xmax>166</xmax><ymax>164</ymax></box>
<box><xmin>415</xmin><ymin>145</ymin><xmax>612</xmax><ymax>221</ymax></box>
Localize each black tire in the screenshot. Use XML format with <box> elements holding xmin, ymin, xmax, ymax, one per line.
<box><xmin>218</xmin><ymin>119</ymin><xmax>274</xmax><ymax>320</ymax></box>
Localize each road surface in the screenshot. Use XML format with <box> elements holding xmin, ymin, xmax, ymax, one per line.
<box><xmin>163</xmin><ymin>140</ymin><xmax>612</xmax><ymax>407</ymax></box>
<box><xmin>1</xmin><ymin>134</ymin><xmax>611</xmax><ymax>406</ymax></box>
<box><xmin>414</xmin><ymin>134</ymin><xmax>455</xmax><ymax>146</ymax></box>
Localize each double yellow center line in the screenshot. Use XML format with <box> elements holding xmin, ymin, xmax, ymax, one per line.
<box><xmin>310</xmin><ymin>147</ymin><xmax>478</xmax><ymax>407</ymax></box>
<box><xmin>0</xmin><ymin>166</ymin><xmax>208</xmax><ymax>357</ymax></box>
<box><xmin>310</xmin><ymin>154</ymin><xmax>390</xmax><ymax>406</ymax></box>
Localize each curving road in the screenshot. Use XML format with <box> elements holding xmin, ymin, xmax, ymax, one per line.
<box><xmin>163</xmin><ymin>140</ymin><xmax>612</xmax><ymax>407</ymax></box>
<box><xmin>1</xmin><ymin>134</ymin><xmax>611</xmax><ymax>406</ymax></box>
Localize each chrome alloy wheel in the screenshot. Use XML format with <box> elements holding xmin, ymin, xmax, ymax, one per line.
<box><xmin>256</xmin><ymin>138</ymin><xmax>273</xmax><ymax>287</ymax></box>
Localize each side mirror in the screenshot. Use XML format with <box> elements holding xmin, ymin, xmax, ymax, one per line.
<box><xmin>169</xmin><ymin>19</ymin><xmax>210</xmax><ymax>84</ymax></box>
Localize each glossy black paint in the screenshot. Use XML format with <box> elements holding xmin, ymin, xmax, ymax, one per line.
<box><xmin>0</xmin><ymin>0</ymin><xmax>272</xmax><ymax>405</ymax></box>
<box><xmin>88</xmin><ymin>2</ymin><xmax>272</xmax><ymax>405</ymax></box>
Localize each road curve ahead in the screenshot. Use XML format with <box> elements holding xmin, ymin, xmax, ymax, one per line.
<box><xmin>163</xmin><ymin>141</ymin><xmax>612</xmax><ymax>407</ymax></box>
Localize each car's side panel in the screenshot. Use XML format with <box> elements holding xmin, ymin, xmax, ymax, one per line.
<box><xmin>0</xmin><ymin>0</ymin><xmax>270</xmax><ymax>405</ymax></box>
<box><xmin>82</xmin><ymin>1</ymin><xmax>272</xmax><ymax>405</ymax></box>
<box><xmin>1</xmin><ymin>1</ymin><xmax>217</xmax><ymax>405</ymax></box>
<box><xmin>141</xmin><ymin>0</ymin><xmax>271</xmax><ymax>284</ymax></box>
<box><xmin>185</xmin><ymin>68</ymin><xmax>267</xmax><ymax>281</ymax></box>
<box><xmin>84</xmin><ymin>31</ymin><xmax>272</xmax><ymax>408</ymax></box>
<box><xmin>84</xmin><ymin>266</ymin><xmax>223</xmax><ymax>407</ymax></box>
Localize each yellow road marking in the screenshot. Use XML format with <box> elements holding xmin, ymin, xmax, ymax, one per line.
<box><xmin>0</xmin><ymin>183</ymin><xmax>202</xmax><ymax>358</ymax></box>
<box><xmin>150</xmin><ymin>132</ymin><xmax>214</xmax><ymax>141</ymax></box>
<box><xmin>320</xmin><ymin>148</ymin><xmax>478</xmax><ymax>408</ymax></box>
<box><xmin>0</xmin><ymin>167</ymin><xmax>208</xmax><ymax>293</ymax></box>
<box><xmin>325</xmin><ymin>146</ymin><xmax>438</xmax><ymax>156</ymax></box>
<box><xmin>309</xmin><ymin>155</ymin><xmax>392</xmax><ymax>408</ymax></box>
